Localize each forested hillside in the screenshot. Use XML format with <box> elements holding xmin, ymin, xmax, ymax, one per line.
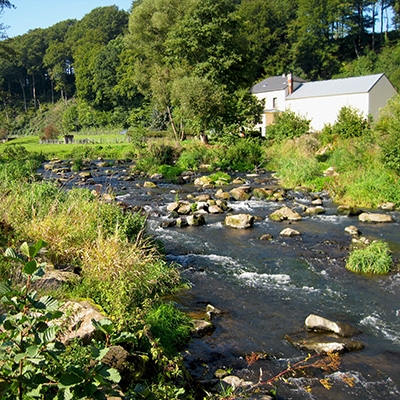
<box><xmin>1</xmin><ymin>0</ymin><xmax>400</xmax><ymax>137</ymax></box>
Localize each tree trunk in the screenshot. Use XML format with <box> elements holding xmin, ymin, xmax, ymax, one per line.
<box><xmin>200</xmin><ymin>134</ymin><xmax>208</xmax><ymax>145</ymax></box>
<box><xmin>18</xmin><ymin>76</ymin><xmax>27</xmax><ymax>112</ymax></box>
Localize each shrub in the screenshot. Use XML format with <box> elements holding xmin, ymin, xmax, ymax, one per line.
<box><xmin>346</xmin><ymin>240</ymin><xmax>393</xmax><ymax>274</ymax></box>
<box><xmin>157</xmin><ymin>164</ymin><xmax>185</xmax><ymax>181</ymax></box>
<box><xmin>375</xmin><ymin>94</ymin><xmax>400</xmax><ymax>175</ymax></box>
<box><xmin>145</xmin><ymin>303</ymin><xmax>193</xmax><ymax>357</ymax></box>
<box><xmin>176</xmin><ymin>142</ymin><xmax>211</xmax><ymax>171</ymax></box>
<box><xmin>265</xmin><ymin>110</ymin><xmax>310</xmax><ymax>142</ymax></box>
<box><xmin>332</xmin><ymin>106</ymin><xmax>371</xmax><ymax>138</ymax></box>
<box><xmin>213</xmin><ymin>137</ymin><xmax>265</xmax><ymax>172</ymax></box>
<box><xmin>41</xmin><ymin>123</ymin><xmax>60</xmax><ymax>140</ymax></box>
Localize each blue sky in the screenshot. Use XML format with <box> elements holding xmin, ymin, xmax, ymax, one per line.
<box><xmin>2</xmin><ymin>0</ymin><xmax>133</xmax><ymax>38</ymax></box>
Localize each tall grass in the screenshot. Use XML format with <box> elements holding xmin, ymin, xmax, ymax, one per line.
<box><xmin>346</xmin><ymin>241</ymin><xmax>393</xmax><ymax>274</ymax></box>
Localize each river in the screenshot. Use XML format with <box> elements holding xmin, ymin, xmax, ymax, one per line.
<box><xmin>41</xmin><ymin>161</ymin><xmax>400</xmax><ymax>399</ymax></box>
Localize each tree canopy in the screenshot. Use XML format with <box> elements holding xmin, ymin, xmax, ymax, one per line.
<box><xmin>1</xmin><ymin>0</ymin><xmax>400</xmax><ymax>136</ymax></box>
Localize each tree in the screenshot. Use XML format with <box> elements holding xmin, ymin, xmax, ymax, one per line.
<box><xmin>0</xmin><ymin>1</ymin><xmax>14</xmax><ymax>59</ymax></box>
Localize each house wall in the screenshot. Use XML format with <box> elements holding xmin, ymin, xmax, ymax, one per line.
<box><xmin>368</xmin><ymin>77</ymin><xmax>397</xmax><ymax>122</ymax></box>
<box><xmin>286</xmin><ymin>93</ymin><xmax>370</xmax><ymax>131</ymax></box>
<box><xmin>253</xmin><ymin>89</ymin><xmax>286</xmax><ymax>136</ymax></box>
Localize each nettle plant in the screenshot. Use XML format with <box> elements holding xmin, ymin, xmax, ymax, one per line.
<box><xmin>0</xmin><ymin>240</ymin><xmax>121</xmax><ymax>400</ymax></box>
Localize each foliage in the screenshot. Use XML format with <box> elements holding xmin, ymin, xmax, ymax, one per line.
<box><xmin>0</xmin><ymin>240</ymin><xmax>121</xmax><ymax>399</ymax></box>
<box><xmin>375</xmin><ymin>94</ymin><xmax>400</xmax><ymax>175</ymax></box>
<box><xmin>157</xmin><ymin>164</ymin><xmax>185</xmax><ymax>181</ymax></box>
<box><xmin>213</xmin><ymin>137</ymin><xmax>266</xmax><ymax>172</ymax></box>
<box><xmin>346</xmin><ymin>240</ymin><xmax>393</xmax><ymax>274</ymax></box>
<box><xmin>144</xmin><ymin>303</ymin><xmax>193</xmax><ymax>358</ymax></box>
<box><xmin>331</xmin><ymin>106</ymin><xmax>371</xmax><ymax>139</ymax></box>
<box><xmin>265</xmin><ymin>110</ymin><xmax>310</xmax><ymax>142</ymax></box>
<box><xmin>41</xmin><ymin>123</ymin><xmax>60</xmax><ymax>140</ymax></box>
<box><xmin>77</xmin><ymin>234</ymin><xmax>181</xmax><ymax>325</ymax></box>
<box><xmin>176</xmin><ymin>142</ymin><xmax>211</xmax><ymax>171</ymax></box>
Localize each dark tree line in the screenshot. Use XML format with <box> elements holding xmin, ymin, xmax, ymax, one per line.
<box><xmin>1</xmin><ymin>0</ymin><xmax>400</xmax><ymax>136</ymax></box>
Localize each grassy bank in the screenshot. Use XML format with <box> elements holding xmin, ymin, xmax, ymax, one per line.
<box><xmin>0</xmin><ymin>151</ymin><xmax>194</xmax><ymax>399</ymax></box>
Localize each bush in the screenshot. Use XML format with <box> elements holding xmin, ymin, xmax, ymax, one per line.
<box><xmin>176</xmin><ymin>142</ymin><xmax>211</xmax><ymax>171</ymax></box>
<box><xmin>375</xmin><ymin>94</ymin><xmax>400</xmax><ymax>175</ymax></box>
<box><xmin>145</xmin><ymin>303</ymin><xmax>193</xmax><ymax>357</ymax></box>
<box><xmin>346</xmin><ymin>240</ymin><xmax>393</xmax><ymax>274</ymax></box>
<box><xmin>41</xmin><ymin>123</ymin><xmax>60</xmax><ymax>140</ymax></box>
<box><xmin>213</xmin><ymin>137</ymin><xmax>265</xmax><ymax>172</ymax></box>
<box><xmin>265</xmin><ymin>110</ymin><xmax>310</xmax><ymax>142</ymax></box>
<box><xmin>332</xmin><ymin>106</ymin><xmax>371</xmax><ymax>138</ymax></box>
<box><xmin>157</xmin><ymin>164</ymin><xmax>185</xmax><ymax>181</ymax></box>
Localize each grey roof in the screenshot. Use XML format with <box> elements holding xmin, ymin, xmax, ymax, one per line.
<box><xmin>287</xmin><ymin>73</ymin><xmax>386</xmax><ymax>99</ymax></box>
<box><xmin>251</xmin><ymin>75</ymin><xmax>305</xmax><ymax>93</ymax></box>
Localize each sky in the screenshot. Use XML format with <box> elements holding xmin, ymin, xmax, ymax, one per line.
<box><xmin>2</xmin><ymin>0</ymin><xmax>133</xmax><ymax>38</ymax></box>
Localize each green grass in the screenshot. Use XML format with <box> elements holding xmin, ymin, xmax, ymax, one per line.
<box><xmin>1</xmin><ymin>134</ymin><xmax>134</xmax><ymax>160</ymax></box>
<box><xmin>346</xmin><ymin>241</ymin><xmax>393</xmax><ymax>274</ymax></box>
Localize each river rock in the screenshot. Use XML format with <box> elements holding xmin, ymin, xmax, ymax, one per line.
<box><xmin>280</xmin><ymin>227</ymin><xmax>301</xmax><ymax>237</ymax></box>
<box><xmin>187</xmin><ymin>214</ymin><xmax>206</xmax><ymax>226</ymax></box>
<box><xmin>167</xmin><ymin>201</ymin><xmax>180</xmax><ymax>212</ymax></box>
<box><xmin>358</xmin><ymin>212</ymin><xmax>393</xmax><ymax>223</ymax></box>
<box><xmin>215</xmin><ymin>189</ymin><xmax>231</xmax><ymax>200</ymax></box>
<box><xmin>259</xmin><ymin>233</ymin><xmax>273</xmax><ymax>241</ymax></box>
<box><xmin>196</xmin><ymin>201</ymin><xmax>209</xmax><ymax>212</ymax></box>
<box><xmin>286</xmin><ymin>331</ymin><xmax>364</xmax><ymax>354</ymax></box>
<box><xmin>176</xmin><ymin>218</ymin><xmax>189</xmax><ymax>228</ymax></box>
<box><xmin>304</xmin><ymin>206</ymin><xmax>326</xmax><ymax>216</ymax></box>
<box><xmin>177</xmin><ymin>202</ymin><xmax>192</xmax><ymax>215</ymax></box>
<box><xmin>269</xmin><ymin>206</ymin><xmax>302</xmax><ymax>221</ymax></box>
<box><xmin>195</xmin><ymin>194</ymin><xmax>211</xmax><ymax>202</ymax></box>
<box><xmin>378</xmin><ymin>202</ymin><xmax>396</xmax><ymax>211</ymax></box>
<box><xmin>143</xmin><ymin>181</ymin><xmax>158</xmax><ymax>188</ymax></box>
<box><xmin>194</xmin><ymin>176</ymin><xmax>214</xmax><ymax>187</ymax></box>
<box><xmin>224</xmin><ymin>213</ymin><xmax>254</xmax><ymax>229</ymax></box>
<box><xmin>57</xmin><ymin>301</ymin><xmax>106</xmax><ymax>344</ymax></box>
<box><xmin>311</xmin><ymin>198</ymin><xmax>323</xmax><ymax>206</ymax></box>
<box><xmin>305</xmin><ymin>314</ymin><xmax>360</xmax><ymax>337</ymax></box>
<box><xmin>230</xmin><ymin>187</ymin><xmax>251</xmax><ymax>201</ymax></box>
<box><xmin>192</xmin><ymin>319</ymin><xmax>215</xmax><ymax>337</ymax></box>
<box><xmin>344</xmin><ymin>225</ymin><xmax>361</xmax><ymax>236</ymax></box>
<box><xmin>222</xmin><ymin>375</ymin><xmax>252</xmax><ymax>389</ymax></box>
<box><xmin>252</xmin><ymin>187</ymin><xmax>274</xmax><ymax>200</ymax></box>
<box><xmin>215</xmin><ymin>199</ymin><xmax>229</xmax><ymax>211</ymax></box>
<box><xmin>208</xmin><ymin>205</ymin><xmax>223</xmax><ymax>214</ymax></box>
<box><xmin>150</xmin><ymin>173</ymin><xmax>163</xmax><ymax>180</ymax></box>
<box><xmin>33</xmin><ymin>269</ymin><xmax>79</xmax><ymax>291</ymax></box>
<box><xmin>232</xmin><ymin>177</ymin><xmax>246</xmax><ymax>184</ymax></box>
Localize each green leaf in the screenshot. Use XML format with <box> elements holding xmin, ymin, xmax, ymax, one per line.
<box><xmin>111</xmin><ymin>331</ymin><xmax>137</xmax><ymax>345</ymax></box>
<box><xmin>91</xmin><ymin>346</ymin><xmax>109</xmax><ymax>361</ymax></box>
<box><xmin>4</xmin><ymin>247</ymin><xmax>22</xmax><ymax>262</ymax></box>
<box><xmin>21</xmin><ymin>240</ymin><xmax>47</xmax><ymax>259</ymax></box>
<box><xmin>58</xmin><ymin>372</ymin><xmax>85</xmax><ymax>388</ymax></box>
<box><xmin>0</xmin><ymin>282</ymin><xmax>12</xmax><ymax>296</ymax></box>
<box><xmin>92</xmin><ymin>318</ymin><xmax>114</xmax><ymax>335</ymax></box>
<box><xmin>20</xmin><ymin>242</ymin><xmax>31</xmax><ymax>258</ymax></box>
<box><xmin>37</xmin><ymin>325</ymin><xmax>58</xmax><ymax>344</ymax></box>
<box><xmin>14</xmin><ymin>352</ymin><xmax>27</xmax><ymax>363</ymax></box>
<box><xmin>32</xmin><ymin>295</ymin><xmax>59</xmax><ymax>311</ymax></box>
<box><xmin>23</xmin><ymin>259</ymin><xmax>38</xmax><ymax>275</ymax></box>
<box><xmin>26</xmin><ymin>345</ymin><xmax>39</xmax><ymax>357</ymax></box>
<box><xmin>97</xmin><ymin>366</ymin><xmax>121</xmax><ymax>383</ymax></box>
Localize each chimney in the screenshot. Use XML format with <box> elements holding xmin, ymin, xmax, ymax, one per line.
<box><xmin>287</xmin><ymin>73</ymin><xmax>293</xmax><ymax>95</ymax></box>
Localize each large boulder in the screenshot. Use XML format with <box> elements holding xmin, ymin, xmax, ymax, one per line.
<box><xmin>224</xmin><ymin>213</ymin><xmax>254</xmax><ymax>229</ymax></box>
<box><xmin>57</xmin><ymin>301</ymin><xmax>106</xmax><ymax>344</ymax></box>
<box><xmin>358</xmin><ymin>212</ymin><xmax>393</xmax><ymax>223</ymax></box>
<box><xmin>305</xmin><ymin>314</ymin><xmax>360</xmax><ymax>337</ymax></box>
<box><xmin>194</xmin><ymin>175</ymin><xmax>214</xmax><ymax>187</ymax></box>
<box><xmin>280</xmin><ymin>228</ymin><xmax>301</xmax><ymax>237</ymax></box>
<box><xmin>269</xmin><ymin>206</ymin><xmax>302</xmax><ymax>221</ymax></box>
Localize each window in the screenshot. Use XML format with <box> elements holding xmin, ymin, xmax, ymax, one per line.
<box><xmin>273</xmin><ymin>97</ymin><xmax>278</xmax><ymax>108</ymax></box>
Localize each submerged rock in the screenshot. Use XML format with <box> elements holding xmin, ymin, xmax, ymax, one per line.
<box><xmin>286</xmin><ymin>331</ymin><xmax>364</xmax><ymax>354</ymax></box>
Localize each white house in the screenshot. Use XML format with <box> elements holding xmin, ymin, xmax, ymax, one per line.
<box><xmin>251</xmin><ymin>73</ymin><xmax>397</xmax><ymax>135</ymax></box>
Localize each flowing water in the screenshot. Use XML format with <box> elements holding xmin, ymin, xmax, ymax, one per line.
<box><xmin>41</xmin><ymin>162</ymin><xmax>400</xmax><ymax>399</ymax></box>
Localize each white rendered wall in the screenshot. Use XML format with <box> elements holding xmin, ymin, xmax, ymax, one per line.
<box><xmin>286</xmin><ymin>93</ymin><xmax>369</xmax><ymax>131</ymax></box>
